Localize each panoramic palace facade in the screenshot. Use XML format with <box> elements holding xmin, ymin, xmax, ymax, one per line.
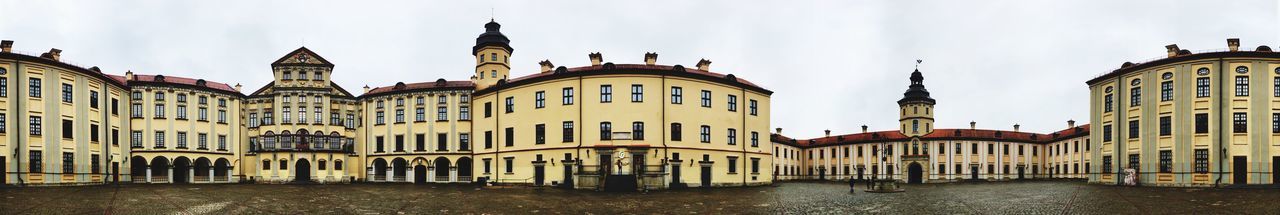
<box><xmin>0</xmin><ymin>20</ymin><xmax>772</xmax><ymax>190</ymax></box>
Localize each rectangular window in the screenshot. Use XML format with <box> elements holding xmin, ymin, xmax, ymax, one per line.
<box><xmin>484</xmin><ymin>131</ymin><xmax>493</xmax><ymax>149</ymax></box>
<box><xmin>671</xmin><ymin>123</ymin><xmax>682</xmax><ymax>141</ymax></box>
<box><xmin>700</xmin><ymin>125</ymin><xmax>711</xmax><ymax>143</ymax></box>
<box><xmin>562</xmin><ymin>87</ymin><xmax>574</xmax><ymax>105</ymax></box>
<box><xmin>630</xmin><ymin>84</ymin><xmax>643</xmax><ymax>102</ymax></box>
<box><xmin>535</xmin><ymin>124</ymin><xmax>546</xmax><ymax>144</ymax></box>
<box><xmin>505</xmin><ymin>127</ymin><xmax>514</xmax><ymax>147</ymax></box>
<box><xmin>154</xmin><ymin>104</ymin><xmax>166</xmax><ymax>118</ymax></box>
<box><xmin>1196</xmin><ymin>77</ymin><xmax>1210</xmax><ymax>98</ymax></box>
<box><xmin>29</xmin><ymin>151</ymin><xmax>42</xmax><ymax>173</ymax></box>
<box><xmin>176</xmin><ymin>132</ymin><xmax>187</xmax><ymax>148</ymax></box>
<box><xmin>130</xmin><ymin>131</ymin><xmax>142</xmax><ymax>148</ymax></box>
<box><xmin>375</xmin><ymin>137</ymin><xmax>384</xmax><ymax>152</ymax></box>
<box><xmin>600</xmin><ymin>85</ymin><xmax>612</xmax><ymax>103</ymax></box>
<box><xmin>0</xmin><ymin>113</ymin><xmax>5</xmax><ymax>133</ymax></box>
<box><xmin>375</xmin><ymin>111</ymin><xmax>384</xmax><ymax>125</ymax></box>
<box><xmin>459</xmin><ymin>106</ymin><xmax>470</xmax><ymax>120</ymax></box>
<box><xmin>62</xmin><ymin>152</ymin><xmax>73</xmax><ymax>174</ymax></box>
<box><xmin>111</xmin><ymin>98</ymin><xmax>118</xmax><ymax>115</ymax></box>
<box><xmin>505</xmin><ymin>157</ymin><xmax>514</xmax><ymax>173</ymax></box>
<box><xmin>562</xmin><ymin>121</ymin><xmax>574</xmax><ymax>142</ymax></box>
<box><xmin>1128</xmin><ymin>120</ymin><xmax>1139</xmax><ymax>139</ymax></box>
<box><xmin>1194</xmin><ymin>149</ymin><xmax>1209</xmax><ymax>173</ymax></box>
<box><xmin>1194</xmin><ymin>113</ymin><xmax>1209</xmax><ymax>134</ymax></box>
<box><xmin>727</xmin><ymin>128</ymin><xmax>737</xmax><ymax>145</ymax></box>
<box><xmin>437</xmin><ymin>133</ymin><xmax>448</xmax><ymax>151</ymax></box>
<box><xmin>56</xmin><ymin>84</ymin><xmax>73</xmax><ymax>103</ymax></box>
<box><xmin>61</xmin><ymin>119</ymin><xmax>72</xmax><ymax>139</ymax></box>
<box><xmin>1236</xmin><ymin>76</ymin><xmax>1249</xmax><ymax>96</ymax></box>
<box><xmin>727</xmin><ymin>156</ymin><xmax>738</xmax><ymax>173</ymax></box>
<box><xmin>600</xmin><ymin>122</ymin><xmax>612</xmax><ymax>140</ymax></box>
<box><xmin>0</xmin><ymin>77</ymin><xmax>6</xmax><ymax>97</ymax></box>
<box><xmin>1159</xmin><ymin>116</ymin><xmax>1171</xmax><ymax>136</ymax></box>
<box><xmin>1234</xmin><ymin>112</ymin><xmax>1247</xmax><ymax>133</ymax></box>
<box><xmin>197</xmin><ymin>133</ymin><xmax>208</xmax><ymax>149</ymax></box>
<box><xmin>395</xmin><ymin>109</ymin><xmax>404</xmax><ymax>123</ymax></box>
<box><xmin>671</xmin><ymin>87</ymin><xmax>683</xmax><ymax>104</ymax></box>
<box><xmin>700</xmin><ymin>90</ymin><xmax>712</xmax><ymax>107</ymax></box>
<box><xmin>415</xmin><ymin>134</ymin><xmax>426</xmax><ymax>151</ymax></box>
<box><xmin>1128</xmin><ymin>154</ymin><xmax>1140</xmax><ymax>169</ymax></box>
<box><xmin>415</xmin><ymin>108</ymin><xmax>425</xmax><ymax>122</ymax></box>
<box><xmin>535</xmin><ymin>91</ymin><xmax>545</xmax><ymax>108</ymax></box>
<box><xmin>751</xmin><ymin>158</ymin><xmax>760</xmax><ymax>174</ymax></box>
<box><xmin>632</xmin><ymin>122</ymin><xmax>644</xmax><ymax>140</ymax></box>
<box><xmin>197</xmin><ymin>107</ymin><xmax>207</xmax><ymax>121</ymax></box>
<box><xmin>1159</xmin><ymin>150</ymin><xmax>1172</xmax><ymax>173</ymax></box>
<box><xmin>504</xmin><ymin>97</ymin><xmax>514</xmax><ymax>113</ymax></box>
<box><xmin>727</xmin><ymin>95</ymin><xmax>737</xmax><ymax>112</ymax></box>
<box><xmin>459</xmin><ymin>133</ymin><xmax>470</xmax><ymax>151</ymax></box>
<box><xmin>1104</xmin><ymin>94</ymin><xmax>1114</xmax><ymax>112</ymax></box>
<box><xmin>751</xmin><ymin>131</ymin><xmax>759</xmax><ymax>147</ymax></box>
<box><xmin>89</xmin><ymin>91</ymin><xmax>98</xmax><ymax>109</ymax></box>
<box><xmin>1274</xmin><ymin>77</ymin><xmax>1280</xmax><ymax>97</ymax></box>
<box><xmin>749</xmin><ymin>100</ymin><xmax>758</xmax><ymax>116</ymax></box>
<box><xmin>1160</xmin><ymin>81</ymin><xmax>1173</xmax><ymax>101</ymax></box>
<box><xmin>482</xmin><ymin>158</ymin><xmax>491</xmax><ymax>174</ymax></box>
<box><xmin>28</xmin><ymin>78</ymin><xmax>40</xmax><ymax>98</ymax></box>
<box><xmin>29</xmin><ymin>116</ymin><xmax>41</xmax><ymax>135</ymax></box>
<box><xmin>1130</xmin><ymin>87</ymin><xmax>1141</xmax><ymax>107</ymax></box>
<box><xmin>176</xmin><ymin>105</ymin><xmax>187</xmax><ymax>119</ymax></box>
<box><xmin>437</xmin><ymin>107</ymin><xmax>448</xmax><ymax>121</ymax></box>
<box><xmin>395</xmin><ymin>135</ymin><xmax>405</xmax><ymax>152</ymax></box>
<box><xmin>154</xmin><ymin>131</ymin><xmax>166</xmax><ymax>148</ymax></box>
<box><xmin>1274</xmin><ymin>113</ymin><xmax>1280</xmax><ymax>133</ymax></box>
<box><xmin>218</xmin><ymin>135</ymin><xmax>226</xmax><ymax>150</ymax></box>
<box><xmin>91</xmin><ymin>154</ymin><xmax>100</xmax><ymax>174</ymax></box>
<box><xmin>1102</xmin><ymin>124</ymin><xmax>1112</xmax><ymax>142</ymax></box>
<box><xmin>484</xmin><ymin>102</ymin><xmax>492</xmax><ymax>118</ymax></box>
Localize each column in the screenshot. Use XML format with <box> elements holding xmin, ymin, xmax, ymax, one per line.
<box><xmin>366</xmin><ymin>167</ymin><xmax>374</xmax><ymax>182</ymax></box>
<box><xmin>167</xmin><ymin>167</ymin><xmax>173</xmax><ymax>183</ymax></box>
<box><xmin>407</xmin><ymin>168</ymin><xmax>415</xmax><ymax>183</ymax></box>
<box><xmin>450</xmin><ymin>167</ymin><xmax>457</xmax><ymax>182</ymax></box>
<box><xmin>145</xmin><ymin>168</ymin><xmax>152</xmax><ymax>183</ymax></box>
<box><xmin>208</xmin><ymin>169</ymin><xmax>215</xmax><ymax>183</ymax></box>
<box><xmin>227</xmin><ymin>169</ymin><xmax>234</xmax><ymax>182</ymax></box>
<box><xmin>385</xmin><ymin>168</ymin><xmax>393</xmax><ymax>182</ymax></box>
<box><xmin>426</xmin><ymin>167</ymin><xmax>435</xmax><ymax>183</ymax></box>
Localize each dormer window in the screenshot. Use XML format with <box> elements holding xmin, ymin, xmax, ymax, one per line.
<box><xmin>314</xmin><ymin>72</ymin><xmax>322</xmax><ymax>80</ymax></box>
<box><xmin>282</xmin><ymin>72</ymin><xmax>292</xmax><ymax>80</ymax></box>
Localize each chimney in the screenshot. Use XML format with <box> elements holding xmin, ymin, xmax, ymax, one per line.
<box><xmin>824</xmin><ymin>130</ymin><xmax>831</xmax><ymax>137</ymax></box>
<box><xmin>1228</xmin><ymin>38</ymin><xmax>1240</xmax><ymax>51</ymax></box>
<box><xmin>1165</xmin><ymin>44</ymin><xmax>1180</xmax><ymax>57</ymax></box>
<box><xmin>539</xmin><ymin>60</ymin><xmax>554</xmax><ymax>73</ymax></box>
<box><xmin>861</xmin><ymin>125</ymin><xmax>868</xmax><ymax>133</ymax></box>
<box><xmin>696</xmin><ymin>59</ymin><xmax>712</xmax><ymax>71</ymax></box>
<box><xmin>0</xmin><ymin>40</ymin><xmax>12</xmax><ymax>53</ymax></box>
<box><xmin>125</xmin><ymin>70</ymin><xmax>135</xmax><ymax>81</ymax></box>
<box><xmin>235</xmin><ymin>83</ymin><xmax>243</xmax><ymax>92</ymax></box>
<box><xmin>44</xmin><ymin>48</ymin><xmax>62</xmax><ymax>61</ymax></box>
<box><xmin>1068</xmin><ymin>119</ymin><xmax>1076</xmax><ymax>128</ymax></box>
<box><xmin>363</xmin><ymin>85</ymin><xmax>371</xmax><ymax>93</ymax></box>
<box><xmin>644</xmin><ymin>52</ymin><xmax>658</xmax><ymax>65</ymax></box>
<box><xmin>1013</xmin><ymin>124</ymin><xmax>1021</xmax><ymax>132</ymax></box>
<box><xmin>589</xmin><ymin>52</ymin><xmax>603</xmax><ymax>66</ymax></box>
<box><xmin>775</xmin><ymin>127</ymin><xmax>782</xmax><ymax>134</ymax></box>
<box><xmin>970</xmin><ymin>121</ymin><xmax>976</xmax><ymax>129</ymax></box>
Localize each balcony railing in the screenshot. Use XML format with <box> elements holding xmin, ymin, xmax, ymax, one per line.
<box><xmin>249</xmin><ymin>135</ymin><xmax>355</xmax><ymax>153</ymax></box>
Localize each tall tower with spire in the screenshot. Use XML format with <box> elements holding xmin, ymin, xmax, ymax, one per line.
<box><xmin>898</xmin><ymin>68</ymin><xmax>937</xmax><ymax>137</ymax></box>
<box><xmin>472</xmin><ymin>19</ymin><xmax>513</xmax><ymax>90</ymax></box>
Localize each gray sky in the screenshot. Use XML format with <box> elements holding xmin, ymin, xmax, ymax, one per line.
<box><xmin>2</xmin><ymin>1</ymin><xmax>1277</xmax><ymax>139</ymax></box>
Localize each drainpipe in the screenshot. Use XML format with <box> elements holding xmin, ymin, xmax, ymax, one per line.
<box><xmin>740</xmin><ymin>87</ymin><xmax>748</xmax><ymax>186</ymax></box>
<box><xmin>1214</xmin><ymin>58</ymin><xmax>1224</xmax><ymax>188</ymax></box>
<box><xmin>14</xmin><ymin>60</ymin><xmax>23</xmax><ymax>185</ymax></box>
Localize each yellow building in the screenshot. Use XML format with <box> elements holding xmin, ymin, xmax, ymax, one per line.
<box><xmin>121</xmin><ymin>72</ymin><xmax>243</xmax><ymax>183</ymax></box>
<box><xmin>1088</xmin><ymin>39</ymin><xmax>1280</xmax><ymax>187</ymax></box>
<box><xmin>0</xmin><ymin>42</ymin><xmax>131</xmax><ymax>185</ymax></box>
<box><xmin>468</xmin><ymin>21</ymin><xmax>774</xmax><ymax>190</ymax></box>
<box><xmin>359</xmin><ymin>80</ymin><xmax>475</xmax><ymax>183</ymax></box>
<box><xmin>773</xmin><ymin>69</ymin><xmax>1090</xmax><ymax>183</ymax></box>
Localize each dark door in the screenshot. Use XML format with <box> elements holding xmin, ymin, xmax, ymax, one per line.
<box><xmin>295</xmin><ymin>160</ymin><xmax>311</xmax><ymax>182</ymax></box>
<box><xmin>818</xmin><ymin>167</ymin><xmax>826</xmax><ymax>180</ymax></box>
<box><xmin>907</xmin><ymin>163</ymin><xmax>923</xmax><ymax>184</ymax></box>
<box><xmin>112</xmin><ymin>162</ymin><xmax>120</xmax><ymax>183</ymax></box>
<box><xmin>1</xmin><ymin>157</ymin><xmax>5</xmax><ymax>184</ymax></box>
<box><xmin>413</xmin><ymin>165</ymin><xmax>427</xmax><ymax>184</ymax></box>
<box><xmin>563</xmin><ymin>164</ymin><xmax>574</xmax><ymax>187</ymax></box>
<box><xmin>700</xmin><ymin>166</ymin><xmax>712</xmax><ymax>187</ymax></box>
<box><xmin>1017</xmin><ymin>166</ymin><xmax>1025</xmax><ymax>179</ymax></box>
<box><xmin>970</xmin><ymin>166</ymin><xmax>979</xmax><ymax>179</ymax></box>
<box><xmin>857</xmin><ymin>168</ymin><xmax>864</xmax><ymax>181</ymax></box>
<box><xmin>1274</xmin><ymin>157</ymin><xmax>1280</xmax><ymax>185</ymax></box>
<box><xmin>534</xmin><ymin>165</ymin><xmax>545</xmax><ymax>186</ymax></box>
<box><xmin>1234</xmin><ymin>156</ymin><xmax>1247</xmax><ymax>185</ymax></box>
<box><xmin>670</xmin><ymin>164</ymin><xmax>681</xmax><ymax>186</ymax></box>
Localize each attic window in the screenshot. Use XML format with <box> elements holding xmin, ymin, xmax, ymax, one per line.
<box><xmin>436</xmin><ymin>78</ymin><xmax>447</xmax><ymax>86</ymax></box>
<box><xmin>154</xmin><ymin>75</ymin><xmax>165</xmax><ymax>82</ymax></box>
<box><xmin>196</xmin><ymin>79</ymin><xmax>207</xmax><ymax>86</ymax></box>
<box><xmin>725</xmin><ymin>74</ymin><xmax>737</xmax><ymax>81</ymax></box>
<box><xmin>871</xmin><ymin>133</ymin><xmax>880</xmax><ymax>139</ymax></box>
<box><xmin>393</xmin><ymin>82</ymin><xmax>406</xmax><ymax>89</ymax></box>
<box><xmin>1030</xmin><ymin>134</ymin><xmax>1038</xmax><ymax>140</ymax></box>
<box><xmin>994</xmin><ymin>131</ymin><xmax>1003</xmax><ymax>138</ymax></box>
<box><xmin>953</xmin><ymin>130</ymin><xmax>961</xmax><ymax>136</ymax></box>
<box><xmin>555</xmin><ymin>66</ymin><xmax>568</xmax><ymax>74</ymax></box>
<box><xmin>672</xmin><ymin>65</ymin><xmax>686</xmax><ymax>72</ymax></box>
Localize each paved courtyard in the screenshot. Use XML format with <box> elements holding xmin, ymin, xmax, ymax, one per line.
<box><xmin>2</xmin><ymin>181</ymin><xmax>1279</xmax><ymax>214</ymax></box>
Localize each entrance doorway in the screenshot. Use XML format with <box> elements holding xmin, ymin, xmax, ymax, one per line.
<box><xmin>534</xmin><ymin>165</ymin><xmax>545</xmax><ymax>186</ymax></box>
<box><xmin>670</xmin><ymin>163</ymin><xmax>681</xmax><ymax>187</ymax></box>
<box><xmin>970</xmin><ymin>165</ymin><xmax>979</xmax><ymax>180</ymax></box>
<box><xmin>563</xmin><ymin>161</ymin><xmax>575</xmax><ymax>187</ymax></box>
<box><xmin>1273</xmin><ymin>157</ymin><xmax>1280</xmax><ymax>185</ymax></box>
<box><xmin>2</xmin><ymin>157</ymin><xmax>6</xmax><ymax>184</ymax></box>
<box><xmin>1017</xmin><ymin>166</ymin><xmax>1025</xmax><ymax>179</ymax></box>
<box><xmin>1234</xmin><ymin>156</ymin><xmax>1247</xmax><ymax>185</ymax></box>
<box><xmin>295</xmin><ymin>159</ymin><xmax>311</xmax><ymax>183</ymax></box>
<box><xmin>173</xmin><ymin>157</ymin><xmax>191</xmax><ymax>184</ymax></box>
<box><xmin>857</xmin><ymin>167</ymin><xmax>864</xmax><ymax>181</ymax></box>
<box><xmin>818</xmin><ymin>167</ymin><xmax>826</xmax><ymax>180</ymax></box>
<box><xmin>907</xmin><ymin>163</ymin><xmax>923</xmax><ymax>184</ymax></box>
<box><xmin>700</xmin><ymin>165</ymin><xmax>712</xmax><ymax>187</ymax></box>
<box><xmin>413</xmin><ymin>165</ymin><xmax>427</xmax><ymax>184</ymax></box>
<box><xmin>112</xmin><ymin>162</ymin><xmax>119</xmax><ymax>183</ymax></box>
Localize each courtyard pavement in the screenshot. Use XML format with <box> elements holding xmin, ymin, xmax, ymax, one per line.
<box><xmin>2</xmin><ymin>181</ymin><xmax>1279</xmax><ymax>214</ymax></box>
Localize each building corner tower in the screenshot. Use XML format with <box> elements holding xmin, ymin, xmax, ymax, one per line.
<box><xmin>898</xmin><ymin>69</ymin><xmax>936</xmax><ymax>137</ymax></box>
<box><xmin>472</xmin><ymin>19</ymin><xmax>513</xmax><ymax>90</ymax></box>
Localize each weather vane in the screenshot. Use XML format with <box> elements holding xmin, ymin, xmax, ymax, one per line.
<box><xmin>915</xmin><ymin>59</ymin><xmax>922</xmax><ymax>69</ymax></box>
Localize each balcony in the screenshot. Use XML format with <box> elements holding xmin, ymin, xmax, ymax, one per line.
<box><xmin>249</xmin><ymin>135</ymin><xmax>355</xmax><ymax>154</ymax></box>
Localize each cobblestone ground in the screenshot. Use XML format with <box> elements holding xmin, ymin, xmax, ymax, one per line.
<box><xmin>2</xmin><ymin>181</ymin><xmax>1280</xmax><ymax>214</ymax></box>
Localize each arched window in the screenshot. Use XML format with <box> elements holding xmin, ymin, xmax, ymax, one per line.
<box><xmin>334</xmin><ymin>160</ymin><xmax>344</xmax><ymax>170</ymax></box>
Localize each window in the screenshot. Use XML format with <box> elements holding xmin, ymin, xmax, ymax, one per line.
<box><xmin>437</xmin><ymin>107</ymin><xmax>448</xmax><ymax>121</ymax></box>
<box><xmin>1102</xmin><ymin>156</ymin><xmax>1113</xmax><ymax>173</ymax></box>
<box><xmin>91</xmin><ymin>154</ymin><xmax>100</xmax><ymax>174</ymax></box>
<box><xmin>28</xmin><ymin>78</ymin><xmax>40</xmax><ymax>98</ymax></box>
<box><xmin>484</xmin><ymin>131</ymin><xmax>493</xmax><ymax>149</ymax></box>
<box><xmin>562</xmin><ymin>121</ymin><xmax>574</xmax><ymax>142</ymax></box>
<box><xmin>482</xmin><ymin>158</ymin><xmax>492</xmax><ymax>173</ymax></box>
<box><xmin>177</xmin><ymin>94</ymin><xmax>187</xmax><ymax>103</ymax></box>
<box><xmin>176</xmin><ymin>132</ymin><xmax>188</xmax><ymax>148</ymax></box>
<box><xmin>1102</xmin><ymin>124</ymin><xmax>1112</xmax><ymax>142</ymax></box>
<box><xmin>62</xmin><ymin>152</ymin><xmax>73</xmax><ymax>174</ymax></box>
<box><xmin>1129</xmin><ymin>86</ymin><xmax>1141</xmax><ymax>107</ymax></box>
<box><xmin>631</xmin><ymin>84</ymin><xmax>643</xmax><ymax>102</ymax></box>
<box><xmin>1159</xmin><ymin>116</ymin><xmax>1171</xmax><ymax>136</ymax></box>
<box><xmin>280</xmin><ymin>160</ymin><xmax>287</xmax><ymax>170</ymax></box>
<box><xmin>484</xmin><ymin>102</ymin><xmax>492</xmax><ymax>118</ymax></box>
<box><xmin>700</xmin><ymin>125</ymin><xmax>711</xmax><ymax>143</ymax></box>
<box><xmin>535</xmin><ymin>91</ymin><xmax>545</xmax><ymax>108</ymax></box>
<box><xmin>504</xmin><ymin>127</ymin><xmax>514</xmax><ymax>147</ymax></box>
<box><xmin>504</xmin><ymin>157</ymin><xmax>514</xmax><ymax>173</ymax></box>
<box><xmin>437</xmin><ymin>133</ymin><xmax>449</xmax><ymax>151</ymax></box>
<box><xmin>29</xmin><ymin>151</ymin><xmax>41</xmax><ymax>173</ymax></box>
<box><xmin>727</xmin><ymin>95</ymin><xmax>737</xmax><ymax>112</ymax></box>
<box><xmin>0</xmin><ymin>113</ymin><xmax>5</xmax><ymax>133</ymax></box>
<box><xmin>130</xmin><ymin>131</ymin><xmax>142</xmax><ymax>148</ymax></box>
<box><xmin>1196</xmin><ymin>77</ymin><xmax>1210</xmax><ymax>98</ymax></box>
<box><xmin>61</xmin><ymin>119</ymin><xmax>72</xmax><ymax>139</ymax></box>
<box><xmin>335</xmin><ymin>160</ymin><xmax>344</xmax><ymax>170</ymax></box>
<box><xmin>671</xmin><ymin>123</ymin><xmax>682</xmax><ymax>141</ymax></box>
<box><xmin>176</xmin><ymin>105</ymin><xmax>187</xmax><ymax>119</ymax></box>
<box><xmin>1104</xmin><ymin>94</ymin><xmax>1113</xmax><ymax>112</ymax></box>
<box><xmin>198</xmin><ymin>96</ymin><xmax>208</xmax><ymax>105</ymax></box>
<box><xmin>1274</xmin><ymin>77</ymin><xmax>1280</xmax><ymax>97</ymax></box>
<box><xmin>504</xmin><ymin>97</ymin><xmax>513</xmax><ymax>113</ymax></box>
<box><xmin>1236</xmin><ymin>76</ymin><xmax>1249</xmax><ymax>96</ymax></box>
<box><xmin>749</xmin><ymin>100</ymin><xmax>758</xmax><ymax>116</ymax></box>
<box><xmin>562</xmin><ymin>87</ymin><xmax>574</xmax><ymax>105</ymax></box>
<box><xmin>1128</xmin><ymin>120</ymin><xmax>1139</xmax><ymax>139</ymax></box>
<box><xmin>535</xmin><ymin>124</ymin><xmax>546</xmax><ymax>144</ymax></box>
<box><xmin>459</xmin><ymin>133</ymin><xmax>470</xmax><ymax>151</ymax></box>
<box><xmin>459</xmin><ymin>106</ymin><xmax>470</xmax><ymax>120</ymax></box>
<box><xmin>319</xmin><ymin>160</ymin><xmax>327</xmax><ymax>170</ymax></box>
<box><xmin>1194</xmin><ymin>149</ymin><xmax>1209</xmax><ymax>173</ymax></box>
<box><xmin>751</xmin><ymin>132</ymin><xmax>759</xmax><ymax>147</ymax></box>
<box><xmin>600</xmin><ymin>85</ymin><xmax>612</xmax><ymax>103</ymax></box>
<box><xmin>89</xmin><ymin>91</ymin><xmax>98</xmax><ymax>109</ymax></box>
<box><xmin>395</xmin><ymin>109</ymin><xmax>404</xmax><ymax>123</ymax></box>
<box><xmin>599</xmin><ymin>122</ymin><xmax>612</xmax><ymax>140</ymax></box>
<box><xmin>282</xmin><ymin>72</ymin><xmax>292</xmax><ymax>80</ymax></box>
<box><xmin>375</xmin><ymin>137</ymin><xmax>384</xmax><ymax>152</ymax></box>
<box><xmin>1190</xmin><ymin>113</ymin><xmax>1208</xmax><ymax>134</ymax></box>
<box><xmin>262</xmin><ymin>160</ymin><xmax>270</xmax><ymax>170</ymax></box>
<box><xmin>751</xmin><ymin>158</ymin><xmax>760</xmax><ymax>174</ymax></box>
<box><xmin>1159</xmin><ymin>150</ymin><xmax>1172</xmax><ymax>173</ymax></box>
<box><xmin>1160</xmin><ymin>81</ymin><xmax>1173</xmax><ymax>101</ymax></box>
<box><xmin>154</xmin><ymin>131</ymin><xmax>166</xmax><ymax>148</ymax></box>
<box><xmin>111</xmin><ymin>98</ymin><xmax>118</xmax><ymax>115</ymax></box>
<box><xmin>29</xmin><ymin>116</ymin><xmax>41</xmax><ymax>135</ymax></box>
<box><xmin>0</xmin><ymin>77</ymin><xmax>6</xmax><ymax>97</ymax></box>
<box><xmin>727</xmin><ymin>156</ymin><xmax>738</xmax><ymax>173</ymax></box>
<box><xmin>1274</xmin><ymin>113</ymin><xmax>1280</xmax><ymax>133</ymax></box>
<box><xmin>197</xmin><ymin>133</ymin><xmax>208</xmax><ymax>149</ymax></box>
<box><xmin>415</xmin><ymin>134</ymin><xmax>426</xmax><ymax>151</ymax></box>
<box><xmin>155</xmin><ymin>92</ymin><xmax>165</xmax><ymax>101</ymax></box>
<box><xmin>218</xmin><ymin>135</ymin><xmax>226</xmax><ymax>150</ymax></box>
<box><xmin>395</xmin><ymin>135</ymin><xmax>405</xmax><ymax>152</ymax></box>
<box><xmin>700</xmin><ymin>90</ymin><xmax>712</xmax><ymax>107</ymax></box>
<box><xmin>197</xmin><ymin>107</ymin><xmax>207</xmax><ymax>121</ymax></box>
<box><xmin>671</xmin><ymin>87</ymin><xmax>683</xmax><ymax>104</ymax></box>
<box><xmin>1233</xmin><ymin>112</ymin><xmax>1248</xmax><ymax>133</ymax></box>
<box><xmin>727</xmin><ymin>128</ymin><xmax>737</xmax><ymax>145</ymax></box>
<box><xmin>415</xmin><ymin>108</ymin><xmax>425</xmax><ymax>121</ymax></box>
<box><xmin>438</xmin><ymin>95</ymin><xmax>447</xmax><ymax>104</ymax></box>
<box><xmin>312</xmin><ymin>107</ymin><xmax>320</xmax><ymax>123</ymax></box>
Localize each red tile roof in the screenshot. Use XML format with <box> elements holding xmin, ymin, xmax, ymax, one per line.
<box><xmin>492</xmin><ymin>64</ymin><xmax>768</xmax><ymax>94</ymax></box>
<box><xmin>126</xmin><ymin>74</ymin><xmax>241</xmax><ymax>95</ymax></box>
<box><xmin>774</xmin><ymin>124</ymin><xmax>1090</xmax><ymax>148</ymax></box>
<box><xmin>363</xmin><ymin>80</ymin><xmax>476</xmax><ymax>97</ymax></box>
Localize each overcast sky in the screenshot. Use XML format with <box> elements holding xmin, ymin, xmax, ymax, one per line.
<box><xmin>2</xmin><ymin>1</ymin><xmax>1277</xmax><ymax>139</ymax></box>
